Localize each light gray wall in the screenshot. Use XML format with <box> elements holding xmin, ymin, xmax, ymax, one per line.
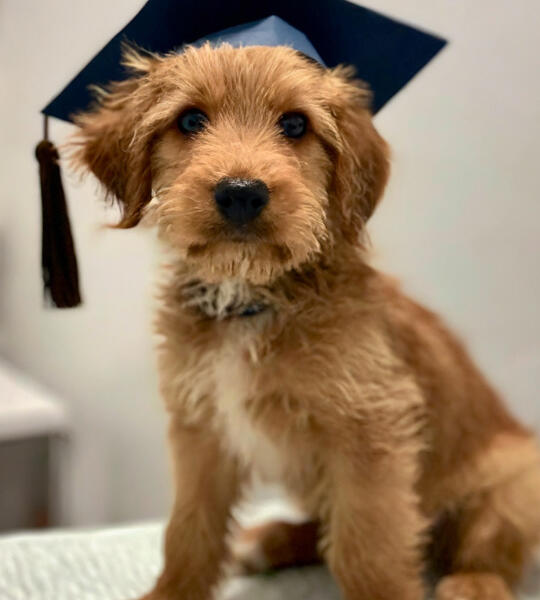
<box><xmin>368</xmin><ymin>0</ymin><xmax>540</xmax><ymax>428</ymax></box>
<box><xmin>0</xmin><ymin>0</ymin><xmax>538</xmax><ymax>525</ymax></box>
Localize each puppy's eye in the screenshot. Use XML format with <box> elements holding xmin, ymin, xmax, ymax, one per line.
<box><xmin>177</xmin><ymin>108</ymin><xmax>209</xmax><ymax>135</ymax></box>
<box><xmin>279</xmin><ymin>112</ymin><xmax>308</xmax><ymax>139</ymax></box>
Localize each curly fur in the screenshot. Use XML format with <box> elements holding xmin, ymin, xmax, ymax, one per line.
<box><xmin>70</xmin><ymin>43</ymin><xmax>540</xmax><ymax>600</ymax></box>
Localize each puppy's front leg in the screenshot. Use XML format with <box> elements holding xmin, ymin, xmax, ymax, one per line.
<box><xmin>141</xmin><ymin>414</ymin><xmax>241</xmax><ymax>600</ymax></box>
<box><xmin>325</xmin><ymin>446</ymin><xmax>426</xmax><ymax>600</ymax></box>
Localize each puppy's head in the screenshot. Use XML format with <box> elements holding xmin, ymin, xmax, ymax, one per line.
<box><xmin>72</xmin><ymin>44</ymin><xmax>389</xmax><ymax>284</ymax></box>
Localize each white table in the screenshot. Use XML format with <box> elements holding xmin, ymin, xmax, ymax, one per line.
<box><xmin>0</xmin><ymin>517</ymin><xmax>539</xmax><ymax>600</ymax></box>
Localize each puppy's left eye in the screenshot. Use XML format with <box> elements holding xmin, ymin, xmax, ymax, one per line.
<box><xmin>177</xmin><ymin>108</ymin><xmax>209</xmax><ymax>135</ymax></box>
<box><xmin>279</xmin><ymin>112</ymin><xmax>308</xmax><ymax>139</ymax></box>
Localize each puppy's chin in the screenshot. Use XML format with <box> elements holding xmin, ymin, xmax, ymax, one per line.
<box><xmin>171</xmin><ymin>236</ymin><xmax>319</xmax><ymax>285</ymax></box>
<box><xmin>183</xmin><ymin>241</ymin><xmax>295</xmax><ymax>285</ymax></box>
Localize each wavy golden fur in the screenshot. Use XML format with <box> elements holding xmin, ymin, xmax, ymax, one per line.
<box><xmin>71</xmin><ymin>44</ymin><xmax>540</xmax><ymax>600</ymax></box>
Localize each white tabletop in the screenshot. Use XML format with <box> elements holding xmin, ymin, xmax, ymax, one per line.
<box><xmin>0</xmin><ymin>360</ymin><xmax>69</xmax><ymax>441</ymax></box>
<box><xmin>0</xmin><ymin>515</ymin><xmax>539</xmax><ymax>600</ymax></box>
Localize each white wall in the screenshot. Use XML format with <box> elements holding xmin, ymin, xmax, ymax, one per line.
<box><xmin>367</xmin><ymin>0</ymin><xmax>540</xmax><ymax>428</ymax></box>
<box><xmin>0</xmin><ymin>0</ymin><xmax>539</xmax><ymax>526</ymax></box>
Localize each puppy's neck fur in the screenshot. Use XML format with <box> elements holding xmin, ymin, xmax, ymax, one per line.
<box><xmin>174</xmin><ymin>244</ymin><xmax>371</xmax><ymax>321</ymax></box>
<box><xmin>180</xmin><ymin>279</ymin><xmax>271</xmax><ymax>320</ymax></box>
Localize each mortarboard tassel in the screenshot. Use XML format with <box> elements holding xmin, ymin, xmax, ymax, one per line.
<box><xmin>35</xmin><ymin>115</ymin><xmax>82</xmax><ymax>308</ymax></box>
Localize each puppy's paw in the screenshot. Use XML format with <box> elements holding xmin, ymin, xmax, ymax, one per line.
<box><xmin>435</xmin><ymin>573</ymin><xmax>514</xmax><ymax>600</ymax></box>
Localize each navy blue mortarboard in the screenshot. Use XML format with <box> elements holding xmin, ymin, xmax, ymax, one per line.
<box><xmin>44</xmin><ymin>1</ymin><xmax>446</xmax><ymax>120</ymax></box>
<box><xmin>37</xmin><ymin>1</ymin><xmax>446</xmax><ymax>308</ymax></box>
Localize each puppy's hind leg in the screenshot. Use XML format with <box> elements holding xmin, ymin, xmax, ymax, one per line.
<box><xmin>434</xmin><ymin>454</ymin><xmax>540</xmax><ymax>600</ymax></box>
<box><xmin>231</xmin><ymin>520</ymin><xmax>320</xmax><ymax>574</ymax></box>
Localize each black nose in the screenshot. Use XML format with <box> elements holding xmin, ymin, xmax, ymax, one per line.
<box><xmin>214</xmin><ymin>178</ymin><xmax>269</xmax><ymax>226</ymax></box>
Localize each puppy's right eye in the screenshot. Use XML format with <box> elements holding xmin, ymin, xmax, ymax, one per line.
<box><xmin>177</xmin><ymin>108</ymin><xmax>209</xmax><ymax>135</ymax></box>
<box><xmin>279</xmin><ymin>112</ymin><xmax>308</xmax><ymax>139</ymax></box>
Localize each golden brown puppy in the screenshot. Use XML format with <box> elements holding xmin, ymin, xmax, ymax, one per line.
<box><xmin>71</xmin><ymin>43</ymin><xmax>540</xmax><ymax>600</ymax></box>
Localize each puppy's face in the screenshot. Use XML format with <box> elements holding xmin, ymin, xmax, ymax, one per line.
<box><xmin>73</xmin><ymin>44</ymin><xmax>389</xmax><ymax>284</ymax></box>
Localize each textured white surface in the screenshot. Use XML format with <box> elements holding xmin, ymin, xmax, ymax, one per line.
<box><xmin>0</xmin><ymin>524</ymin><xmax>163</xmax><ymax>600</ymax></box>
<box><xmin>0</xmin><ymin>522</ymin><xmax>341</xmax><ymax>600</ymax></box>
<box><xmin>1</xmin><ymin>520</ymin><xmax>540</xmax><ymax>600</ymax></box>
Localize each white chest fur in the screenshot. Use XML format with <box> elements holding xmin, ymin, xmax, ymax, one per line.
<box><xmin>212</xmin><ymin>339</ymin><xmax>284</xmax><ymax>482</ymax></box>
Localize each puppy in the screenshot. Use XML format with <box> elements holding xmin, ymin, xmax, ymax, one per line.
<box><xmin>71</xmin><ymin>43</ymin><xmax>540</xmax><ymax>600</ymax></box>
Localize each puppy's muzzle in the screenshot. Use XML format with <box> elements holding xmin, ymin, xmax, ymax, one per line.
<box><xmin>214</xmin><ymin>177</ymin><xmax>269</xmax><ymax>226</ymax></box>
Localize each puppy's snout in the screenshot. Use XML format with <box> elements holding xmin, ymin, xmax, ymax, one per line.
<box><xmin>214</xmin><ymin>178</ymin><xmax>269</xmax><ymax>226</ymax></box>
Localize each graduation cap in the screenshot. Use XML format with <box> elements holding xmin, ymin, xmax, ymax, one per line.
<box><xmin>37</xmin><ymin>0</ymin><xmax>447</xmax><ymax>308</ymax></box>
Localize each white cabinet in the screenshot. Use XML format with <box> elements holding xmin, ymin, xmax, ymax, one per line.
<box><xmin>0</xmin><ymin>361</ymin><xmax>70</xmax><ymax>531</ymax></box>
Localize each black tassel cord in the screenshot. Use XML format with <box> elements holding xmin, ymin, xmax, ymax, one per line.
<box><xmin>35</xmin><ymin>116</ymin><xmax>82</xmax><ymax>308</ymax></box>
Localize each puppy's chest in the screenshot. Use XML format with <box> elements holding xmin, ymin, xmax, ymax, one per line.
<box><xmin>212</xmin><ymin>343</ymin><xmax>285</xmax><ymax>481</ymax></box>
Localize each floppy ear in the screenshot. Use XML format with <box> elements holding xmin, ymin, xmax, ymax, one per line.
<box><xmin>71</xmin><ymin>50</ymin><xmax>159</xmax><ymax>228</ymax></box>
<box><xmin>327</xmin><ymin>67</ymin><xmax>390</xmax><ymax>241</ymax></box>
